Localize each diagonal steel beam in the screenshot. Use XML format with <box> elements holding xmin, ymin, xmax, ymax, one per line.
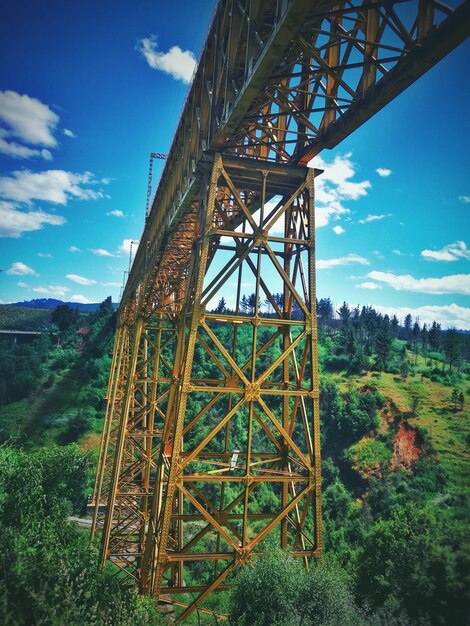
<box><xmin>298</xmin><ymin>0</ymin><xmax>470</xmax><ymax>162</ymax></box>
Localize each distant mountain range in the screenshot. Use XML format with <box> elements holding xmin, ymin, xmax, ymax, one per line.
<box><xmin>6</xmin><ymin>298</ymin><xmax>118</xmax><ymax>312</ymax></box>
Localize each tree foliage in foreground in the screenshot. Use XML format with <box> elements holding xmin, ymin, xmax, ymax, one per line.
<box><xmin>229</xmin><ymin>548</ymin><xmax>363</xmax><ymax>626</ymax></box>
<box><xmin>0</xmin><ymin>446</ymin><xmax>164</xmax><ymax>626</ymax></box>
<box><xmin>357</xmin><ymin>502</ymin><xmax>470</xmax><ymax>625</ymax></box>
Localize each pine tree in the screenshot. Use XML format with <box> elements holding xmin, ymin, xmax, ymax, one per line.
<box><xmin>214</xmin><ymin>297</ymin><xmax>227</xmax><ymax>313</ymax></box>
<box><xmin>429</xmin><ymin>320</ymin><xmax>442</xmax><ymax>352</ymax></box>
<box><xmin>337</xmin><ymin>301</ymin><xmax>351</xmax><ymax>327</ymax></box>
<box><xmin>375</xmin><ymin>322</ymin><xmax>393</xmax><ymax>371</ymax></box>
<box><xmin>391</xmin><ymin>315</ymin><xmax>400</xmax><ymax>338</ymax></box>
<box><xmin>403</xmin><ymin>313</ymin><xmax>413</xmax><ymax>340</ymax></box>
<box><xmin>240</xmin><ymin>293</ymin><xmax>260</xmax><ymax>315</ymax></box>
<box><xmin>421</xmin><ymin>323</ymin><xmax>429</xmax><ymax>350</ymax></box>
<box><xmin>318</xmin><ymin>298</ymin><xmax>333</xmax><ymax>328</ymax></box>
<box><xmin>412</xmin><ymin>321</ymin><xmax>421</xmax><ymax>365</ymax></box>
<box><xmin>400</xmin><ymin>358</ymin><xmax>410</xmax><ymax>380</ymax></box>
<box><xmin>444</xmin><ymin>328</ymin><xmax>461</xmax><ymax>372</ymax></box>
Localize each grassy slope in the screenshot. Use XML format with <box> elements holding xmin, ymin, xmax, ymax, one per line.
<box><xmin>331</xmin><ymin>351</ymin><xmax>470</xmax><ymax>491</ymax></box>
<box><xmin>0</xmin><ymin>369</ymin><xmax>96</xmax><ymax>447</ymax></box>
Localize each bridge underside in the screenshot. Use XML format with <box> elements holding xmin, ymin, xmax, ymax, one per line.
<box><xmin>91</xmin><ymin>0</ymin><xmax>469</xmax><ymax>621</ymax></box>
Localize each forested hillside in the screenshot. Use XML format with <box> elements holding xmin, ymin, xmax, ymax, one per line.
<box><xmin>0</xmin><ymin>299</ymin><xmax>115</xmax><ymax>447</ymax></box>
<box><xmin>0</xmin><ymin>297</ymin><xmax>468</xmax><ymax>625</ymax></box>
<box><xmin>0</xmin><ymin>305</ymin><xmax>54</xmax><ymax>331</ymax></box>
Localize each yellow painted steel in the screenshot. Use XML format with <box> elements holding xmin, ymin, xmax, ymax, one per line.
<box><xmin>95</xmin><ymin>154</ymin><xmax>322</xmax><ymax>620</ymax></box>
<box><xmin>92</xmin><ymin>0</ymin><xmax>469</xmax><ymax>620</ymax></box>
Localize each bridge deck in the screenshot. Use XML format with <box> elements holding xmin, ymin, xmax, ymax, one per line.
<box><xmin>121</xmin><ymin>0</ymin><xmax>469</xmax><ymax>315</ymax></box>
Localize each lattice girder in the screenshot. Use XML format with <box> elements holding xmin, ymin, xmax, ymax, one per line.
<box><xmin>124</xmin><ymin>153</ymin><xmax>323</xmax><ymax>622</ymax></box>
<box><xmin>121</xmin><ymin>0</ymin><xmax>468</xmax><ymax>310</ymax></box>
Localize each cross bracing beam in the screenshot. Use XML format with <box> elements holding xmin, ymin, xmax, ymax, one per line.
<box><xmin>93</xmin><ymin>0</ymin><xmax>468</xmax><ymax>620</ymax></box>
<box><xmin>121</xmin><ymin>0</ymin><xmax>469</xmax><ymax>314</ymax></box>
<box><xmin>94</xmin><ymin>153</ymin><xmax>323</xmax><ymax>621</ymax></box>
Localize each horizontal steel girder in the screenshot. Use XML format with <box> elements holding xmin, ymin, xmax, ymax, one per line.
<box><xmin>121</xmin><ymin>0</ymin><xmax>469</xmax><ymax>312</ymax></box>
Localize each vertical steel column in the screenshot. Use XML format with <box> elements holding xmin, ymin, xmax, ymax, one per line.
<box><xmin>307</xmin><ymin>167</ymin><xmax>322</xmax><ymax>552</ymax></box>
<box><xmin>140</xmin><ymin>155</ymin><xmax>221</xmax><ymax>596</ymax></box>
<box><xmin>91</xmin><ymin>324</ymin><xmax>126</xmax><ymax>539</ymax></box>
<box><xmin>100</xmin><ymin>317</ymin><xmax>144</xmax><ymax>566</ymax></box>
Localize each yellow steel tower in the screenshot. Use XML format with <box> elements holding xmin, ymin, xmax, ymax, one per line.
<box><xmin>91</xmin><ymin>0</ymin><xmax>469</xmax><ymax>620</ymax></box>
<box><xmin>93</xmin><ymin>154</ymin><xmax>322</xmax><ymax>620</ymax></box>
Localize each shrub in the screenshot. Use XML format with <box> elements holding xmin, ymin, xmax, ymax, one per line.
<box><xmin>50</xmin><ymin>347</ymin><xmax>77</xmax><ymax>370</ymax></box>
<box><xmin>356</xmin><ymin>503</ymin><xmax>470</xmax><ymax>625</ymax></box>
<box><xmin>299</xmin><ymin>559</ymin><xmax>363</xmax><ymax>626</ymax></box>
<box><xmin>325</xmin><ymin>354</ymin><xmax>351</xmax><ymax>372</ymax></box>
<box><xmin>340</xmin><ymin>391</ymin><xmax>380</xmax><ymax>442</ymax></box>
<box><xmin>348</xmin><ymin>439</ymin><xmax>392</xmax><ymax>473</ymax></box>
<box><xmin>0</xmin><ymin>446</ymin><xmax>165</xmax><ymax>626</ymax></box>
<box><xmin>229</xmin><ymin>548</ymin><xmax>363</xmax><ymax>626</ymax></box>
<box><xmin>58</xmin><ymin>413</ymin><xmax>90</xmax><ymax>444</ymax></box>
<box><xmin>230</xmin><ymin>546</ymin><xmax>303</xmax><ymax>626</ymax></box>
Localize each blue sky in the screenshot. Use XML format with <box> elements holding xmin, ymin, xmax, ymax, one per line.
<box><xmin>0</xmin><ymin>0</ymin><xmax>469</xmax><ymax>328</ymax></box>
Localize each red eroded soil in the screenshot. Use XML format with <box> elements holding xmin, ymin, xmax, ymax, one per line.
<box><xmin>392</xmin><ymin>422</ymin><xmax>422</xmax><ymax>470</ymax></box>
<box><xmin>75</xmin><ymin>326</ymin><xmax>91</xmax><ymax>352</ymax></box>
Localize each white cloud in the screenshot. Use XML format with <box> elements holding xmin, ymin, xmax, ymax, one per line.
<box><xmin>137</xmin><ymin>36</ymin><xmax>196</xmax><ymax>83</ymax></box>
<box><xmin>357</xmin><ymin>282</ymin><xmax>382</xmax><ymax>290</ymax></box>
<box><xmin>33</xmin><ymin>285</ymin><xmax>70</xmax><ymax>298</ymax></box>
<box><xmin>0</xmin><ymin>137</ymin><xmax>52</xmax><ymax>160</ymax></box>
<box><xmin>316</xmin><ymin>204</ymin><xmax>348</xmax><ymax>228</ymax></box>
<box><xmin>458</xmin><ymin>195</ymin><xmax>470</xmax><ymax>203</ymax></box>
<box><xmin>229</xmin><ymin>282</ymin><xmax>254</xmax><ymax>288</ymax></box>
<box><xmin>421</xmin><ymin>240</ymin><xmax>470</xmax><ymax>262</ymax></box>
<box><xmin>367</xmin><ymin>270</ymin><xmax>470</xmax><ymax>295</ymax></box>
<box><xmin>66</xmin><ymin>274</ymin><xmax>97</xmax><ymax>286</ymax></box>
<box><xmin>63</xmin><ymin>128</ymin><xmax>75</xmax><ymax>138</ymax></box>
<box><xmin>91</xmin><ymin>248</ymin><xmax>115</xmax><ymax>257</ymax></box>
<box><xmin>312</xmin><ymin>153</ymin><xmax>370</xmax><ymax>199</ymax></box>
<box><xmin>17</xmin><ymin>281</ymin><xmax>28</xmax><ymax>288</ymax></box>
<box><xmin>393</xmin><ymin>249</ymin><xmax>403</xmax><ymax>256</ymax></box>
<box><xmin>119</xmin><ymin>239</ymin><xmax>139</xmax><ymax>257</ymax></box>
<box><xmin>369</xmin><ymin>303</ymin><xmax>470</xmax><ymax>330</ymax></box>
<box><xmin>0</xmin><ymin>200</ymin><xmax>65</xmax><ymax>237</ymax></box>
<box><xmin>376</xmin><ymin>168</ymin><xmax>392</xmax><ymax>177</ymax></box>
<box><xmin>69</xmin><ymin>246</ymin><xmax>81</xmax><ymax>253</ymax></box>
<box><xmin>317</xmin><ymin>253</ymin><xmax>369</xmax><ymax>269</ymax></box>
<box><xmin>6</xmin><ymin>261</ymin><xmax>38</xmax><ymax>276</ymax></box>
<box><xmin>70</xmin><ymin>294</ymin><xmax>91</xmax><ymax>304</ymax></box>
<box><xmin>332</xmin><ymin>225</ymin><xmax>345</xmax><ymax>235</ymax></box>
<box><xmin>358</xmin><ymin>214</ymin><xmax>388</xmax><ymax>224</ymax></box>
<box><xmin>107</xmin><ymin>209</ymin><xmax>125</xmax><ymax>217</ymax></box>
<box><xmin>308</xmin><ymin>153</ymin><xmax>371</xmax><ymax>227</ymax></box>
<box><xmin>101</xmin><ymin>281</ymin><xmax>121</xmax><ymax>288</ymax></box>
<box><xmin>37</xmin><ymin>252</ymin><xmax>52</xmax><ymax>258</ymax></box>
<box><xmin>0</xmin><ymin>90</ymin><xmax>59</xmax><ymax>147</ymax></box>
<box><xmin>0</xmin><ymin>169</ymin><xmax>103</xmax><ymax>204</ymax></box>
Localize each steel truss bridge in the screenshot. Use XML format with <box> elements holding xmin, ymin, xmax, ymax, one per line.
<box><xmin>91</xmin><ymin>0</ymin><xmax>469</xmax><ymax>621</ymax></box>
